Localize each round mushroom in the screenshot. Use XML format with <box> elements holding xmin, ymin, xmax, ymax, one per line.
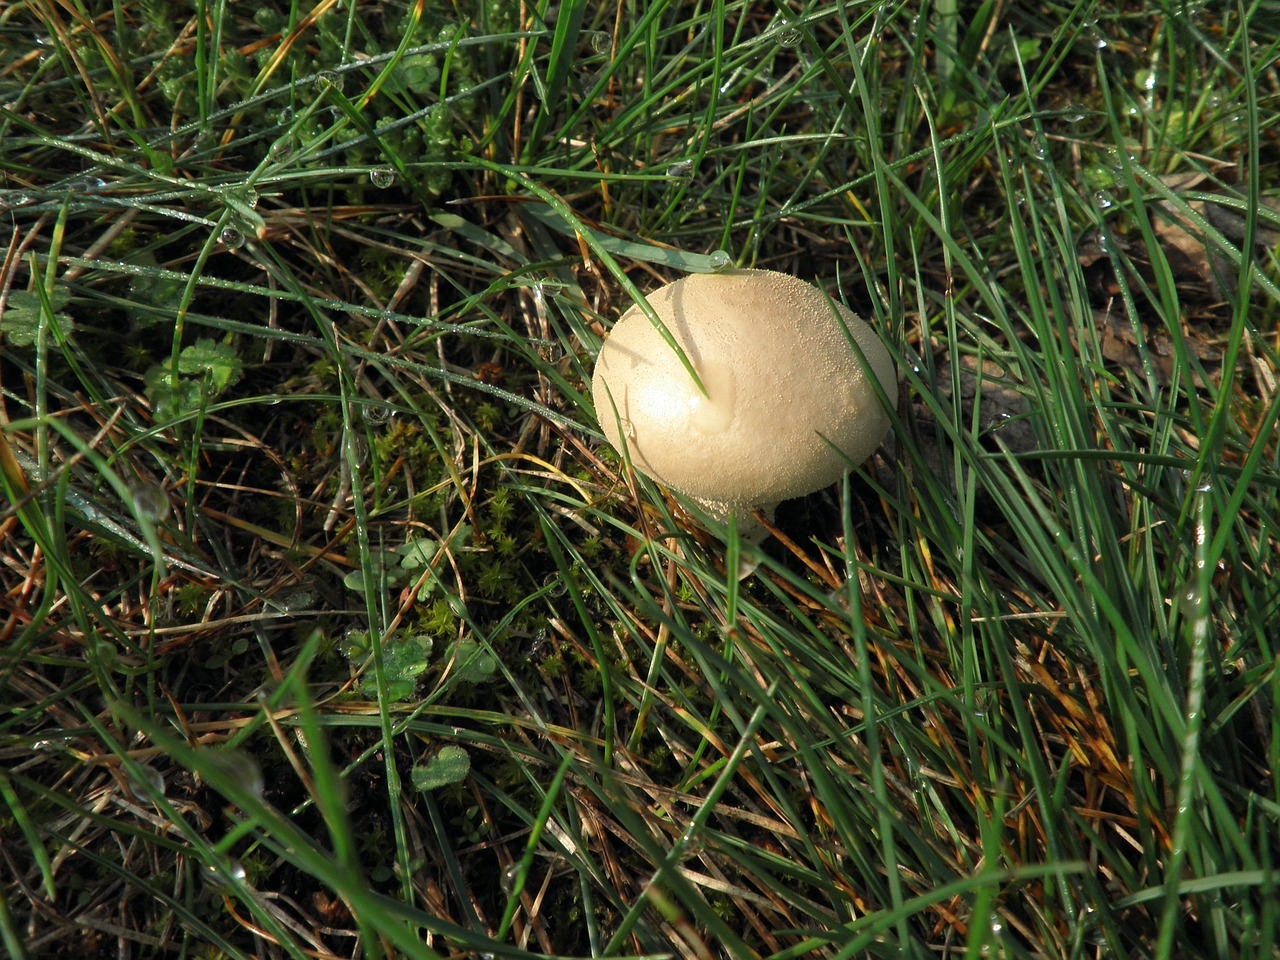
<box><xmin>592</xmin><ymin>268</ymin><xmax>897</xmax><ymax>537</ymax></box>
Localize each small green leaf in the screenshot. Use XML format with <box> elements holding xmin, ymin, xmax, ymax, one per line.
<box><xmin>338</xmin><ymin>630</ymin><xmax>369</xmax><ymax>659</ymax></box>
<box><xmin>128</xmin><ymin>254</ymin><xmax>186</xmax><ymax>321</ymax></box>
<box><xmin>143</xmin><ymin>339</ymin><xmax>242</xmax><ymax>421</ymax></box>
<box><xmin>446</xmin><ymin>639</ymin><xmax>496</xmax><ymax>684</ymax></box>
<box><xmin>411</xmin><ymin>745</ymin><xmax>470</xmax><ymax>791</ymax></box>
<box><xmin>344</xmin><ymin>551</ymin><xmax>410</xmax><ymax>593</ymax></box>
<box><xmin>343</xmin><ymin>568</ymin><xmax>370</xmax><ymax>592</ymax></box>
<box><xmin>179</xmin><ymin>338</ymin><xmax>243</xmax><ymax>393</ymax></box>
<box><xmin>143</xmin><ymin>364</ymin><xmax>204</xmax><ymax>421</ymax></box>
<box><xmin>398</xmin><ymin>538</ymin><xmax>439</xmax><ymax>570</ymax></box>
<box><xmin>1</xmin><ymin>289</ymin><xmax>75</xmax><ymax>347</ymax></box>
<box><xmin>359</xmin><ymin>633</ymin><xmax>432</xmax><ymax>702</ymax></box>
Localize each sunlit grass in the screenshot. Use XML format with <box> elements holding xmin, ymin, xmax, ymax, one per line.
<box><xmin>2</xmin><ymin>1</ymin><xmax>1278</xmax><ymax>958</ymax></box>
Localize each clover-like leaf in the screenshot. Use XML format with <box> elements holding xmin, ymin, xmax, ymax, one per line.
<box><xmin>398</xmin><ymin>538</ymin><xmax>439</xmax><ymax>570</ymax></box>
<box><xmin>179</xmin><ymin>338</ymin><xmax>243</xmax><ymax>393</ymax></box>
<box><xmin>445</xmin><ymin>638</ymin><xmax>496</xmax><ymax>684</ymax></box>
<box><xmin>1</xmin><ymin>288</ymin><xmax>75</xmax><ymax>347</ymax></box>
<box><xmin>411</xmin><ymin>745</ymin><xmax>470</xmax><ymax>791</ymax></box>
<box><xmin>143</xmin><ymin>364</ymin><xmax>204</xmax><ymax>422</ymax></box>
<box><xmin>359</xmin><ymin>633</ymin><xmax>433</xmax><ymax>702</ymax></box>
<box><xmin>127</xmin><ymin>254</ymin><xmax>186</xmax><ymax>322</ymax></box>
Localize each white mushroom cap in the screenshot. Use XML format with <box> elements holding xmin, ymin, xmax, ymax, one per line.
<box><xmin>592</xmin><ymin>268</ymin><xmax>897</xmax><ymax>531</ymax></box>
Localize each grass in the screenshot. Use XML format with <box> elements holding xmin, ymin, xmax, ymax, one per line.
<box><xmin>1</xmin><ymin>0</ymin><xmax>1278</xmax><ymax>957</ymax></box>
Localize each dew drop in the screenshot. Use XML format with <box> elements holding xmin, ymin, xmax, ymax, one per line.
<box><xmin>268</xmin><ymin>136</ymin><xmax>293</xmax><ymax>160</ymax></box>
<box><xmin>65</xmin><ymin>177</ymin><xmax>107</xmax><ymax>193</ymax></box>
<box><xmin>1062</xmin><ymin>104</ymin><xmax>1087</xmax><ymax>124</ymax></box>
<box><xmin>219</xmin><ymin>226</ymin><xmax>245</xmax><ymax>249</ymax></box>
<box><xmin>369</xmin><ymin>167</ymin><xmax>396</xmax><ymax>188</ymax></box>
<box><xmin>621</xmin><ymin>418</ymin><xmax>636</xmax><ymax>440</ymax></box>
<box><xmin>127</xmin><ymin>763</ymin><xmax>166</xmax><ymax>798</ymax></box>
<box><xmin>501</xmin><ymin>864</ymin><xmax>520</xmax><ymax>894</ymax></box>
<box><xmin>666</xmin><ymin>159</ymin><xmax>693</xmax><ymax>181</ymax></box>
<box><xmin>363</xmin><ymin>404</ymin><xmax>390</xmax><ymax>425</ymax></box>
<box><xmin>1176</xmin><ymin>577</ymin><xmax>1203</xmax><ymax>617</ymax></box>
<box><xmin>1029</xmin><ymin>141</ymin><xmax>1047</xmax><ymax>161</ymax></box>
<box><xmin>347</xmin><ymin>433</ymin><xmax>369</xmax><ymax>467</ymax></box>
<box><xmin>707</xmin><ymin>250</ymin><xmax>732</xmax><ymax>271</ymax></box>
<box><xmin>588</xmin><ymin>31</ymin><xmax>611</xmax><ymax>54</ymax></box>
<box><xmin>276</xmin><ymin>586</ymin><xmax>315</xmax><ymax>612</ymax></box>
<box><xmin>541</xmin><ymin>572</ymin><xmax>568</xmax><ymax>599</ymax></box>
<box><xmin>776</xmin><ymin>26</ymin><xmax>804</xmax><ymax>46</ymax></box>
<box><xmin>204</xmin><ymin>748</ymin><xmax>265</xmax><ymax>800</ymax></box>
<box><xmin>906</xmin><ymin>756</ymin><xmax>926</xmax><ymax>789</ymax></box>
<box><xmin>980</xmin><ymin>919</ymin><xmax>1005</xmax><ymax>956</ymax></box>
<box><xmin>278</xmin><ymin>106</ymin><xmax>294</xmax><ymax>123</ymax></box>
<box><xmin>131</xmin><ymin>484</ymin><xmax>170</xmax><ymax>524</ymax></box>
<box><xmin>202</xmin><ymin>858</ymin><xmax>248</xmax><ymax>891</ymax></box>
<box><xmin>314</xmin><ymin>69</ymin><xmax>344</xmax><ymax>92</ymax></box>
<box><xmin>678</xmin><ymin>825</ymin><xmax>706</xmax><ymax>856</ymax></box>
<box><xmin>31</xmin><ymin>739</ymin><xmax>61</xmax><ymax>751</ymax></box>
<box><xmin>242</xmin><ymin>189</ymin><xmax>259</xmax><ymax>209</ymax></box>
<box><xmin>1093</xmin><ymin>191</ymin><xmax>1114</xmax><ymax>212</ymax></box>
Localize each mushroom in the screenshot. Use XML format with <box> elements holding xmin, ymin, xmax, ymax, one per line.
<box><xmin>592</xmin><ymin>268</ymin><xmax>897</xmax><ymax>539</ymax></box>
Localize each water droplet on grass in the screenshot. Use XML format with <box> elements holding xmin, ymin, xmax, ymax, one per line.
<box><xmin>369</xmin><ymin>167</ymin><xmax>395</xmax><ymax>188</ymax></box>
<box><xmin>128</xmin><ymin>764</ymin><xmax>166</xmax><ymax>798</ymax></box>
<box><xmin>1176</xmin><ymin>572</ymin><xmax>1208</xmax><ymax>617</ymax></box>
<box><xmin>776</xmin><ymin>26</ymin><xmax>803</xmax><ymax>46</ymax></box>
<box><xmin>131</xmin><ymin>484</ymin><xmax>170</xmax><ymax>523</ymax></box>
<box><xmin>678</xmin><ymin>825</ymin><xmax>706</xmax><ymax>856</ymax></box>
<box><xmin>219</xmin><ymin>226</ymin><xmax>245</xmax><ymax>249</ymax></box>
<box><xmin>588</xmin><ymin>31</ymin><xmax>611</xmax><ymax>54</ymax></box>
<box><xmin>204</xmin><ymin>748</ymin><xmax>264</xmax><ymax>800</ymax></box>
<box><xmin>314</xmin><ymin>69</ymin><xmax>344</xmax><ymax>92</ymax></box>
<box><xmin>347</xmin><ymin>433</ymin><xmax>369</xmax><ymax>467</ymax></box>
<box><xmin>501</xmin><ymin>864</ymin><xmax>520</xmax><ymax>894</ymax></box>
<box><xmin>666</xmin><ymin>160</ymin><xmax>693</xmax><ymax>181</ymax></box>
<box><xmin>65</xmin><ymin>177</ymin><xmax>107</xmax><ymax>193</ymax></box>
<box><xmin>708</xmin><ymin>250</ymin><xmax>732</xmax><ymax>270</ymax></box>
<box><xmin>202</xmin><ymin>858</ymin><xmax>248</xmax><ymax>891</ymax></box>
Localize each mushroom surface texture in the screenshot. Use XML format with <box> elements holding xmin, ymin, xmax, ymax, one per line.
<box><xmin>591</xmin><ymin>268</ymin><xmax>897</xmax><ymax>534</ymax></box>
